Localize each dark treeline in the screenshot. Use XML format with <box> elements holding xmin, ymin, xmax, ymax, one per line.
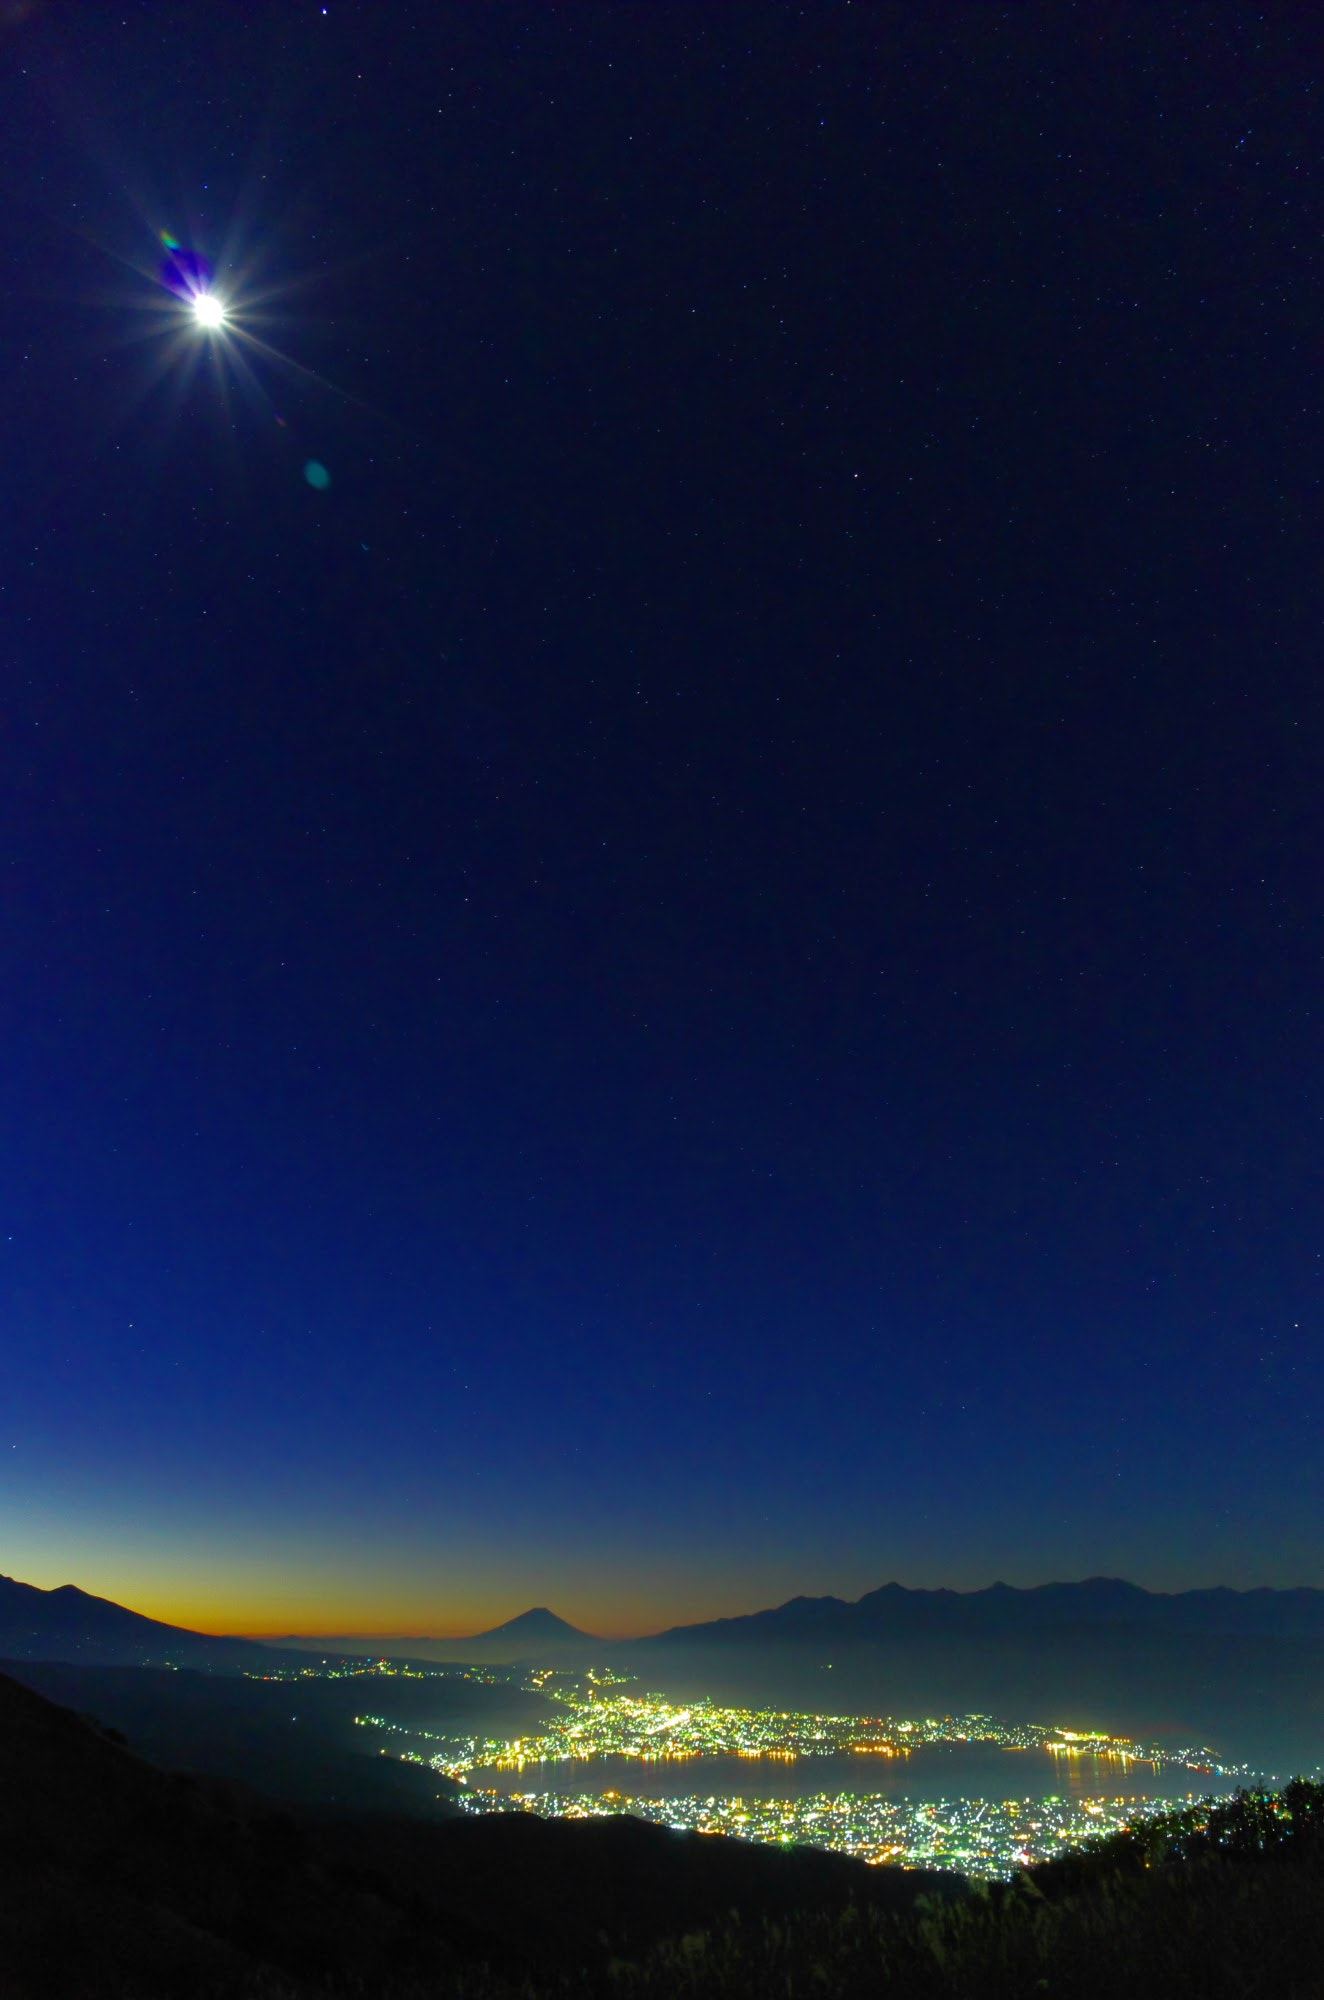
<box><xmin>606</xmin><ymin>1785</ymin><xmax>1324</xmax><ymax>2000</ymax></box>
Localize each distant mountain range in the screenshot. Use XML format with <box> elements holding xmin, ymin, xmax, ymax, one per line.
<box><xmin>6</xmin><ymin>1570</ymin><xmax>1324</xmax><ymax>1679</ymax></box>
<box><xmin>647</xmin><ymin>1577</ymin><xmax>1324</xmax><ymax>1647</ymax></box>
<box><xmin>639</xmin><ymin>1579</ymin><xmax>1324</xmax><ymax>1769</ymax></box>
<box><xmin>268</xmin><ymin>1580</ymin><xmax>1324</xmax><ymax>1662</ymax></box>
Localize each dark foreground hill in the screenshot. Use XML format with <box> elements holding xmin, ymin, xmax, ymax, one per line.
<box><xmin>610</xmin><ymin>1786</ymin><xmax>1324</xmax><ymax>2000</ymax></box>
<box><xmin>0</xmin><ymin>1669</ymin><xmax>960</xmax><ymax>1997</ymax></box>
<box><xmin>1</xmin><ymin>1658</ymin><xmax>467</xmax><ymax>1816</ymax></box>
<box><xmin>0</xmin><ymin>1668</ymin><xmax>473</xmax><ymax>1996</ymax></box>
<box><xmin>0</xmin><ymin>1655</ymin><xmax>565</xmax><ymax>1819</ymax></box>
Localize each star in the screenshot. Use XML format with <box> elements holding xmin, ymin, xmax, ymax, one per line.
<box><xmin>191</xmin><ymin>292</ymin><xmax>226</xmax><ymax>330</ymax></box>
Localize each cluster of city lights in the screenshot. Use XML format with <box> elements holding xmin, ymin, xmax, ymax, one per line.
<box><xmin>247</xmin><ymin>1658</ymin><xmax>509</xmax><ymax>1686</ymax></box>
<box><xmin>340</xmin><ymin>1663</ymin><xmax>1257</xmax><ymax>1878</ymax></box>
<box><xmin>455</xmin><ymin>1783</ymin><xmax>1205</xmax><ymax>1877</ymax></box>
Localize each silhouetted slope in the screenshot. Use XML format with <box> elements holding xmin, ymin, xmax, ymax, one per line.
<box><xmin>0</xmin><ymin>1670</ymin><xmax>471</xmax><ymax>1996</ymax></box>
<box><xmin>348</xmin><ymin>1808</ymin><xmax>962</xmax><ymax>1970</ymax></box>
<box><xmin>0</xmin><ymin>1573</ymin><xmax>286</xmax><ymax>1671</ymax></box>
<box><xmin>2</xmin><ymin>1659</ymin><xmax>464</xmax><ymax>1817</ymax></box>
<box><xmin>611</xmin><ymin>1788</ymin><xmax>1324</xmax><ymax>1999</ymax></box>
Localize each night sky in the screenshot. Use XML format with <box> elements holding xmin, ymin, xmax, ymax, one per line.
<box><xmin>1</xmin><ymin>4</ymin><xmax>1318</xmax><ymax>1638</ymax></box>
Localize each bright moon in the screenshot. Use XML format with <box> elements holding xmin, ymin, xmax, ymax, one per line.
<box><xmin>191</xmin><ymin>292</ymin><xmax>226</xmax><ymax>329</ymax></box>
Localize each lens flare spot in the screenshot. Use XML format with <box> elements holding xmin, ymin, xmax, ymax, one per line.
<box><xmin>160</xmin><ymin>240</ymin><xmax>212</xmax><ymax>301</ymax></box>
<box><xmin>303</xmin><ymin>460</ymin><xmax>331</xmax><ymax>490</ymax></box>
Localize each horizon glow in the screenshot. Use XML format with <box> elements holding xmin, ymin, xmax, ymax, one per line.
<box><xmin>7</xmin><ymin>1535</ymin><xmax>1320</xmax><ymax>1649</ymax></box>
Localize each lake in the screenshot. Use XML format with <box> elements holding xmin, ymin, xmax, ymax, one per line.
<box><xmin>468</xmin><ymin>1743</ymin><xmax>1217</xmax><ymax>1803</ymax></box>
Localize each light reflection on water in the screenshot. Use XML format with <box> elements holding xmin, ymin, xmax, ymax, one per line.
<box><xmin>468</xmin><ymin>1745</ymin><xmax>1203</xmax><ymax>1803</ymax></box>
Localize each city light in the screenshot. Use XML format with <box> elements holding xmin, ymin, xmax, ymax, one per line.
<box><xmin>336</xmin><ymin>1663</ymin><xmax>1257</xmax><ymax>1880</ymax></box>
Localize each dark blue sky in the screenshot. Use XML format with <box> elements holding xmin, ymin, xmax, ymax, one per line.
<box><xmin>1</xmin><ymin>2</ymin><xmax>1318</xmax><ymax>1635</ymax></box>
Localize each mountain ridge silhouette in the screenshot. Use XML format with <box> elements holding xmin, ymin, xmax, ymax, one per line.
<box><xmin>6</xmin><ymin>1571</ymin><xmax>1324</xmax><ymax>1677</ymax></box>
<box><xmin>469</xmin><ymin>1606</ymin><xmax>596</xmax><ymax>1642</ymax></box>
<box><xmin>647</xmin><ymin>1576</ymin><xmax>1324</xmax><ymax>1644</ymax></box>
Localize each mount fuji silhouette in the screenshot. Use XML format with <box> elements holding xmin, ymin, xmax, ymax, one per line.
<box><xmin>469</xmin><ymin>1607</ymin><xmax>596</xmax><ymax>1644</ymax></box>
